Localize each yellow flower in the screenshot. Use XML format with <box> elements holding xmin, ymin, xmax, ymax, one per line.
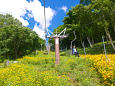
<box><xmin>81</xmin><ymin>54</ymin><xmax>115</xmax><ymax>85</ymax></box>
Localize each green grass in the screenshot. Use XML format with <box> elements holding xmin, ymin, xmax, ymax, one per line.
<box><xmin>0</xmin><ymin>51</ymin><xmax>105</xmax><ymax>86</ymax></box>
<box><xmin>23</xmin><ymin>52</ymin><xmax>104</xmax><ymax>85</ymax></box>
<box><xmin>84</xmin><ymin>41</ymin><xmax>115</xmax><ymax>54</ymax></box>
<box><xmin>64</xmin><ymin>41</ymin><xmax>115</xmax><ymax>55</ymax></box>
<box><xmin>55</xmin><ymin>55</ymin><xmax>103</xmax><ymax>86</ymax></box>
<box><xmin>0</xmin><ymin>41</ymin><xmax>114</xmax><ymax>85</ymax></box>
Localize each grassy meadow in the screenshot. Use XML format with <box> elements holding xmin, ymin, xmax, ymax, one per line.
<box><xmin>0</xmin><ymin>50</ymin><xmax>114</xmax><ymax>86</ymax></box>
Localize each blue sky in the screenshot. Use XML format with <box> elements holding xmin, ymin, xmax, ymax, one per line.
<box><xmin>0</xmin><ymin>0</ymin><xmax>80</xmax><ymax>39</ymax></box>
<box><xmin>42</xmin><ymin>0</ymin><xmax>80</xmax><ymax>31</ymax></box>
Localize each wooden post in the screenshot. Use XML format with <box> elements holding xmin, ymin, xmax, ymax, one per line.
<box><xmin>55</xmin><ymin>37</ymin><xmax>60</xmax><ymax>64</ymax></box>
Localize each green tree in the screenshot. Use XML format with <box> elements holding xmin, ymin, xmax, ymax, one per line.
<box><xmin>0</xmin><ymin>14</ymin><xmax>22</xmax><ymax>28</ymax></box>
<box><xmin>0</xmin><ymin>14</ymin><xmax>45</xmax><ymax>61</ymax></box>
<box><xmin>54</xmin><ymin>0</ymin><xmax>115</xmax><ymax>50</ymax></box>
<box><xmin>91</xmin><ymin>0</ymin><xmax>115</xmax><ymax>50</ymax></box>
<box><xmin>80</xmin><ymin>0</ymin><xmax>91</xmax><ymax>5</ymax></box>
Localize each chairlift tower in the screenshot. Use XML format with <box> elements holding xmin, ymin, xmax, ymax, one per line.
<box><xmin>43</xmin><ymin>0</ymin><xmax>67</xmax><ymax>64</ymax></box>
<box><xmin>46</xmin><ymin>28</ymin><xmax>67</xmax><ymax>64</ymax></box>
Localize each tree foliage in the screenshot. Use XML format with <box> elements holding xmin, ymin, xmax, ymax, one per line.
<box><xmin>0</xmin><ymin>14</ymin><xmax>45</xmax><ymax>61</ymax></box>
<box><xmin>52</xmin><ymin>0</ymin><xmax>115</xmax><ymax>50</ymax></box>
<box><xmin>80</xmin><ymin>0</ymin><xmax>91</xmax><ymax>5</ymax></box>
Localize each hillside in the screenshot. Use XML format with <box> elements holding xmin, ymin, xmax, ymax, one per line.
<box><xmin>0</xmin><ymin>51</ymin><xmax>114</xmax><ymax>86</ymax></box>
<box><xmin>78</xmin><ymin>41</ymin><xmax>115</xmax><ymax>54</ymax></box>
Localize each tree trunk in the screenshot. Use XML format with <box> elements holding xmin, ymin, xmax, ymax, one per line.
<box><xmin>14</xmin><ymin>41</ymin><xmax>18</xmax><ymax>59</ymax></box>
<box><xmin>87</xmin><ymin>37</ymin><xmax>93</xmax><ymax>48</ymax></box>
<box><xmin>80</xmin><ymin>35</ymin><xmax>83</xmax><ymax>47</ymax></box>
<box><xmin>92</xmin><ymin>37</ymin><xmax>94</xmax><ymax>44</ymax></box>
<box><xmin>106</xmin><ymin>34</ymin><xmax>109</xmax><ymax>44</ymax></box>
<box><xmin>82</xmin><ymin>41</ymin><xmax>86</xmax><ymax>55</ymax></box>
<box><xmin>113</xmin><ymin>23</ymin><xmax>115</xmax><ymax>32</ymax></box>
<box><xmin>105</xmin><ymin>28</ymin><xmax>115</xmax><ymax>51</ymax></box>
<box><xmin>80</xmin><ymin>37</ymin><xmax>86</xmax><ymax>55</ymax></box>
<box><xmin>102</xmin><ymin>36</ymin><xmax>110</xmax><ymax>61</ymax></box>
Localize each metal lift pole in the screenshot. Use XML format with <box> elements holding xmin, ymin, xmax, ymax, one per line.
<box><xmin>43</xmin><ymin>0</ymin><xmax>47</xmax><ymax>50</ymax></box>
<box><xmin>55</xmin><ymin>37</ymin><xmax>60</xmax><ymax>64</ymax></box>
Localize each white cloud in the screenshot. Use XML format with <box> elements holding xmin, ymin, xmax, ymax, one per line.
<box><xmin>0</xmin><ymin>0</ymin><xmax>55</xmax><ymax>39</ymax></box>
<box><xmin>61</xmin><ymin>6</ymin><xmax>68</xmax><ymax>12</ymax></box>
<box><xmin>26</xmin><ymin>0</ymin><xmax>55</xmax><ymax>30</ymax></box>
<box><xmin>33</xmin><ymin>24</ymin><xmax>45</xmax><ymax>39</ymax></box>
<box><xmin>0</xmin><ymin>0</ymin><xmax>28</xmax><ymax>26</ymax></box>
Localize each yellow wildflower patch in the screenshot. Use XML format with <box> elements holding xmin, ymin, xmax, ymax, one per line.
<box><xmin>18</xmin><ymin>56</ymin><xmax>55</xmax><ymax>65</ymax></box>
<box><xmin>80</xmin><ymin>54</ymin><xmax>115</xmax><ymax>85</ymax></box>
<box><xmin>0</xmin><ymin>57</ymin><xmax>70</xmax><ymax>86</ymax></box>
